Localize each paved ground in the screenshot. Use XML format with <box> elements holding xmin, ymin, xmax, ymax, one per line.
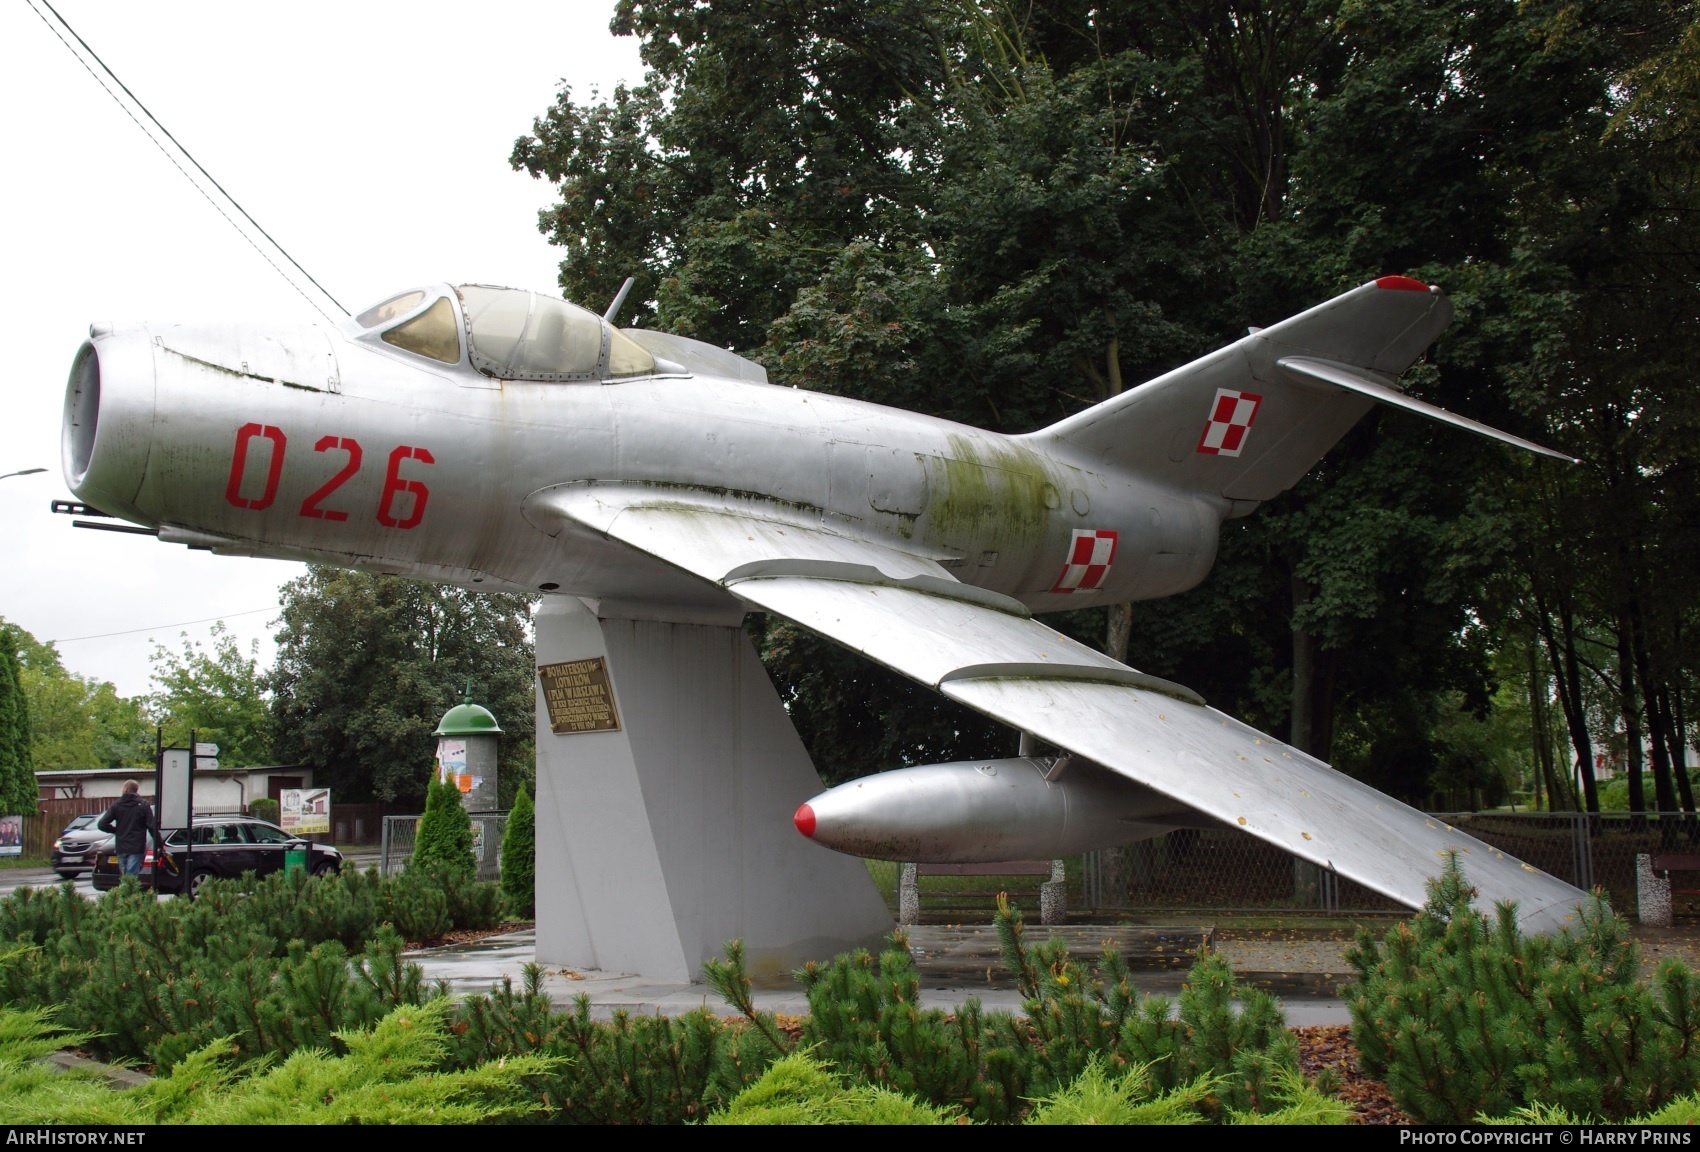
<box><xmin>402</xmin><ymin>917</ymin><xmax>1700</xmax><ymax>1028</ymax></box>
<box><xmin>405</xmin><ymin>924</ymin><xmax>1357</xmax><ymax>1025</ymax></box>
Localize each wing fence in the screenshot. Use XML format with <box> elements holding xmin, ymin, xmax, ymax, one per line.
<box><xmin>380</xmin><ymin>812</ymin><xmax>509</xmax><ymax>877</ymax></box>
<box><xmin>1076</xmin><ymin>811</ymin><xmax>1700</xmax><ymax>918</ymax></box>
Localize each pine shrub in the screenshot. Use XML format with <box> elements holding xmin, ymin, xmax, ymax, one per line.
<box><xmin>0</xmin><ymin>999</ymin><xmax>557</xmax><ymax>1125</ymax></box>
<box><xmin>0</xmin><ymin>863</ymin><xmax>507</xmax><ymax>1070</ymax></box>
<box><xmin>501</xmin><ymin>785</ymin><xmax>535</xmax><ymax>918</ymax></box>
<box><xmin>796</xmin><ymin>893</ymin><xmax>1318</xmax><ymax>1122</ymax></box>
<box><xmin>1023</xmin><ymin>1057</ymin><xmax>1212</xmax><ymax>1125</ymax></box>
<box><xmin>431</xmin><ymin>860</ymin><xmax>504</xmax><ymax>930</ymax></box>
<box><xmin>413</xmin><ymin>775</ymin><xmax>476</xmax><ymax>875</ymax></box>
<box><xmin>706</xmin><ymin>1052</ymin><xmax>960</xmax><ymax>1124</ymax></box>
<box><xmin>247</xmin><ymin>797</ymin><xmax>280</xmax><ymax>824</ymax></box>
<box><xmin>0</xmin><ymin>876</ymin><xmax>1320</xmax><ymax>1123</ymax></box>
<box><xmin>383</xmin><ymin>868</ymin><xmax>454</xmax><ymax>941</ymax></box>
<box><xmin>1346</xmin><ymin>852</ymin><xmax>1700</xmax><ymax>1122</ymax></box>
<box><xmin>796</xmin><ymin>928</ymin><xmax>1028</xmax><ymax>1120</ymax></box>
<box><xmin>441</xmin><ymin>960</ymin><xmax>780</xmax><ymax>1123</ymax></box>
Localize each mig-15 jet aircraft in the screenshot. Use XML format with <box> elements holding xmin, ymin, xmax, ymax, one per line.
<box><xmin>60</xmin><ymin>274</ymin><xmax>1586</xmax><ymax>931</ymax></box>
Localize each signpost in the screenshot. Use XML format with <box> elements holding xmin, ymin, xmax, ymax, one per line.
<box><xmin>156</xmin><ymin>733</ymin><xmax>193</xmax><ymax>898</ymax></box>
<box><xmin>156</xmin><ymin>748</ymin><xmax>192</xmax><ymax>830</ymax></box>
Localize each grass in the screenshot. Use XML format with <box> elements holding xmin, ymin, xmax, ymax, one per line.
<box><xmin>0</xmin><ymin>856</ymin><xmax>48</xmax><ymax>871</ymax></box>
<box><xmin>863</xmin><ymin>858</ymin><xmax>1050</xmax><ymax>907</ymax></box>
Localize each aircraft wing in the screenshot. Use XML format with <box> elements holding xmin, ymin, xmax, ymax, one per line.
<box><xmin>532</xmin><ymin>487</ymin><xmax>1587</xmax><ymax>933</ymax></box>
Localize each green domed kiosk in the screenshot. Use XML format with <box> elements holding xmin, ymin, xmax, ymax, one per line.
<box><xmin>433</xmin><ymin>688</ymin><xmax>503</xmax><ymax>880</ymax></box>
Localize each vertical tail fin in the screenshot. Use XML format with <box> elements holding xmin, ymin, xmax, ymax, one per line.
<box><xmin>1023</xmin><ymin>277</ymin><xmax>1456</xmax><ymax>506</ymax></box>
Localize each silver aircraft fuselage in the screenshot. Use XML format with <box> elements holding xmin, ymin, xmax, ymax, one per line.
<box><xmin>66</xmin><ymin>289</ymin><xmax>1220</xmax><ymax>616</ymax></box>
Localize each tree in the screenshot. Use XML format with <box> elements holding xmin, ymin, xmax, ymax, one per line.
<box><xmin>267</xmin><ymin>567</ymin><xmax>535</xmax><ymax>807</ymax></box>
<box><xmin>500</xmin><ymin>785</ymin><xmax>535</xmax><ymax>917</ymax></box>
<box><xmin>0</xmin><ymin>628</ymin><xmax>35</xmax><ymax>815</ymax></box>
<box><xmin>5</xmin><ymin>621</ymin><xmax>150</xmax><ymax>771</ymax></box>
<box><xmin>515</xmin><ymin>0</ymin><xmax>1700</xmax><ymax>809</ymax></box>
<box><xmin>412</xmin><ymin>774</ymin><xmax>475</xmax><ymax>874</ymax></box>
<box><xmin>149</xmin><ymin>622</ymin><xmax>273</xmax><ymax>767</ymax></box>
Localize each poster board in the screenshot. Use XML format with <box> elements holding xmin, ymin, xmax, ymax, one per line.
<box><xmin>157</xmin><ymin>747</ymin><xmax>192</xmax><ymax>830</ymax></box>
<box><xmin>280</xmin><ymin>787</ymin><xmax>331</xmax><ymax>837</ymax></box>
<box><xmin>436</xmin><ymin>737</ymin><xmax>473</xmax><ymax>794</ymax></box>
<box><xmin>0</xmin><ymin>814</ymin><xmax>20</xmax><ymax>857</ymax></box>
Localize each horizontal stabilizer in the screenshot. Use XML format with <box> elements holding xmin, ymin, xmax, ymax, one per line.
<box><xmin>1278</xmin><ymin>356</ymin><xmax>1576</xmax><ymax>463</ymax></box>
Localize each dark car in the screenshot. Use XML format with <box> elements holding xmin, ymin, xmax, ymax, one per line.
<box><xmin>91</xmin><ymin>816</ymin><xmax>342</xmax><ymax>896</ymax></box>
<box><xmin>51</xmin><ymin>813</ymin><xmax>113</xmax><ymax>878</ymax></box>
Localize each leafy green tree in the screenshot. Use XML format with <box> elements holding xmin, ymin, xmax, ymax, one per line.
<box><xmin>412</xmin><ymin>774</ymin><xmax>475</xmax><ymax>874</ymax></box>
<box><xmin>149</xmin><ymin>622</ymin><xmax>272</xmax><ymax>767</ymax></box>
<box><xmin>3</xmin><ymin>622</ymin><xmax>150</xmax><ymax>772</ymax></box>
<box><xmin>514</xmin><ymin>0</ymin><xmax>1700</xmax><ymax>809</ymax></box>
<box><xmin>499</xmin><ymin>785</ymin><xmax>534</xmax><ymax>918</ymax></box>
<box><xmin>266</xmin><ymin>567</ymin><xmax>535</xmax><ymax>807</ymax></box>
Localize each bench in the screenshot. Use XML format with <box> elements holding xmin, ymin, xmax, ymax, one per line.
<box><xmin>898</xmin><ymin>859</ymin><xmax>1066</xmax><ymax>926</ymax></box>
<box><xmin>1636</xmin><ymin>852</ymin><xmax>1700</xmax><ymax>927</ymax></box>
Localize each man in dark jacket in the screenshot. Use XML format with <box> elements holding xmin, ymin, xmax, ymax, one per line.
<box><xmin>97</xmin><ymin>780</ymin><xmax>161</xmax><ymax>877</ymax></box>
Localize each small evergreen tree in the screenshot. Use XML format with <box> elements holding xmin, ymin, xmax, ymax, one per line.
<box><xmin>412</xmin><ymin>774</ymin><xmax>475</xmax><ymax>874</ymax></box>
<box><xmin>1346</xmin><ymin>853</ymin><xmax>1700</xmax><ymax>1122</ymax></box>
<box><xmin>0</xmin><ymin>632</ymin><xmax>35</xmax><ymax>817</ymax></box>
<box><xmin>499</xmin><ymin>786</ymin><xmax>534</xmax><ymax>918</ymax></box>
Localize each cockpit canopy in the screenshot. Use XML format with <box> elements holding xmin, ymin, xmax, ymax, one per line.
<box><xmin>354</xmin><ymin>284</ymin><xmax>656</xmax><ymax>381</ymax></box>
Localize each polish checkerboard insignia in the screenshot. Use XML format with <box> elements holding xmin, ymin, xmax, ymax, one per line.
<box><xmin>1197</xmin><ymin>388</ymin><xmax>1263</xmax><ymax>457</ymax></box>
<box><xmin>1051</xmin><ymin>529</ymin><xmax>1118</xmax><ymax>593</ymax></box>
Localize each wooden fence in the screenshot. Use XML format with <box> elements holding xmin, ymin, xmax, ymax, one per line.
<box><xmin>330</xmin><ymin>803</ymin><xmax>389</xmax><ymax>845</ymax></box>
<box><xmin>17</xmin><ymin>798</ymin><xmax>110</xmax><ymax>861</ymax></box>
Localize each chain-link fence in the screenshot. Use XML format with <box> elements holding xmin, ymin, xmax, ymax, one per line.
<box><xmin>1077</xmin><ymin>811</ymin><xmax>1700</xmax><ymax>918</ymax></box>
<box><xmin>381</xmin><ymin>813</ymin><xmax>509</xmax><ymax>877</ymax></box>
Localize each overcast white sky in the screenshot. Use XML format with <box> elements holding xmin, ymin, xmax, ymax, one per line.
<box><xmin>0</xmin><ymin>2</ymin><xmax>644</xmax><ymax>697</ymax></box>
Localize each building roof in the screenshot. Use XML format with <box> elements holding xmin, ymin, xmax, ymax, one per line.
<box><xmin>36</xmin><ymin>765</ymin><xmax>310</xmax><ymax>780</ymax></box>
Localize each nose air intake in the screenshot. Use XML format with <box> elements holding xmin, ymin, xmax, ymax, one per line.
<box><xmin>64</xmin><ymin>342</ymin><xmax>100</xmax><ymax>484</ymax></box>
<box><xmin>61</xmin><ymin>330</ymin><xmax>157</xmax><ymax>523</ymax></box>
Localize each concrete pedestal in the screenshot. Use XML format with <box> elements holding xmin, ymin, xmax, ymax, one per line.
<box><xmin>1638</xmin><ymin>853</ymin><xmax>1672</xmax><ymax>927</ymax></box>
<box><xmin>533</xmin><ymin>597</ymin><xmax>893</xmax><ymax>982</ymax></box>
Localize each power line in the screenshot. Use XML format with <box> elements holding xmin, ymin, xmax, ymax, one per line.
<box><xmin>26</xmin><ymin>0</ymin><xmax>350</xmax><ymax>321</ymax></box>
<box><xmin>47</xmin><ymin>607</ymin><xmax>275</xmax><ymax>645</ymax></box>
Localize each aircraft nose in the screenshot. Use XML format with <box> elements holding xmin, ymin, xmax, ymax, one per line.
<box><xmin>62</xmin><ymin>328</ymin><xmax>157</xmax><ymax>523</ymax></box>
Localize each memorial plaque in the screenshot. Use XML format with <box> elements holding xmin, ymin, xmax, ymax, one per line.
<box><xmin>539</xmin><ymin>657</ymin><xmax>622</xmax><ymax>733</ymax></box>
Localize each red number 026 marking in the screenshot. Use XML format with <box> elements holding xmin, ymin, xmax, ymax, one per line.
<box><xmin>225</xmin><ymin>423</ymin><xmax>288</xmax><ymax>510</ymax></box>
<box><xmin>299</xmin><ymin>436</ymin><xmax>363</xmax><ymax>521</ymax></box>
<box><xmin>377</xmin><ymin>445</ymin><xmax>435</xmax><ymax>529</ymax></box>
<box><xmin>225</xmin><ymin>425</ymin><xmax>433</xmax><ymax>529</ymax></box>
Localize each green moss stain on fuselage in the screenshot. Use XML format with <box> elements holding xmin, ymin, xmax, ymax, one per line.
<box><xmin>923</xmin><ymin>433</ymin><xmax>1061</xmax><ymax>556</ymax></box>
